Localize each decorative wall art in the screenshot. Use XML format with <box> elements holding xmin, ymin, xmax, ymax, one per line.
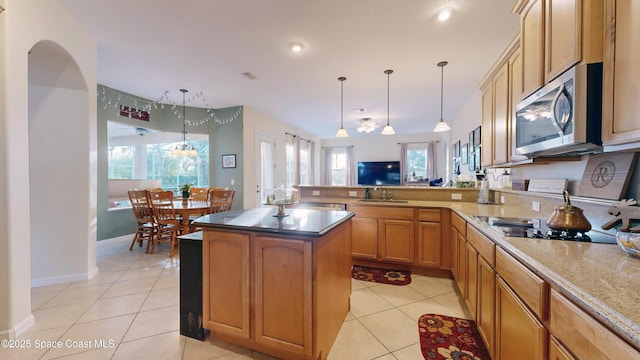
<box><xmin>222</xmin><ymin>154</ymin><xmax>236</xmax><ymax>168</ymax></box>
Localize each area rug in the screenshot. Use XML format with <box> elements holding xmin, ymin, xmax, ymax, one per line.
<box><xmin>351</xmin><ymin>265</ymin><xmax>411</xmax><ymax>285</ymax></box>
<box><xmin>418</xmin><ymin>314</ymin><xmax>490</xmax><ymax>360</ymax></box>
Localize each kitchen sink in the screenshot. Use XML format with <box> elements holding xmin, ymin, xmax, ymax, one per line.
<box><xmin>358</xmin><ymin>199</ymin><xmax>409</xmax><ymax>203</ymax></box>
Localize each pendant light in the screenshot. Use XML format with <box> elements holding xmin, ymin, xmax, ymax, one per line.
<box><xmin>381</xmin><ymin>69</ymin><xmax>396</xmax><ymax>135</ymax></box>
<box><xmin>171</xmin><ymin>89</ymin><xmax>199</xmax><ymax>156</ymax></box>
<box><xmin>433</xmin><ymin>61</ymin><xmax>451</xmax><ymax>132</ymax></box>
<box><xmin>336</xmin><ymin>76</ymin><xmax>349</xmax><ymax>138</ymax></box>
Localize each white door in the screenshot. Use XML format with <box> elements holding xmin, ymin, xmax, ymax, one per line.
<box><xmin>254</xmin><ymin>133</ymin><xmax>275</xmax><ymax>207</ymax></box>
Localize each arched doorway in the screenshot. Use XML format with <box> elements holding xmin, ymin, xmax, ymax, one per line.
<box><xmin>28</xmin><ymin>40</ymin><xmax>96</xmax><ymax>286</ymax></box>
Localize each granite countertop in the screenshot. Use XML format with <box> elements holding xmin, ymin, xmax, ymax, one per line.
<box><xmin>192</xmin><ymin>207</ymin><xmax>354</xmax><ymax>238</ymax></box>
<box><xmin>299</xmin><ymin>197</ymin><xmax>640</xmax><ymax>349</ymax></box>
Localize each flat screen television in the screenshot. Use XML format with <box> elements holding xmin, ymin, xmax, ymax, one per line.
<box><xmin>357</xmin><ymin>161</ymin><xmax>401</xmax><ymax>186</ymax></box>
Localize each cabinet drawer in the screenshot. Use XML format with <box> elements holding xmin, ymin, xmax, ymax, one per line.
<box><xmin>466</xmin><ymin>225</ymin><xmax>495</xmax><ymax>267</ymax></box>
<box><xmin>495</xmin><ymin>247</ymin><xmax>547</xmax><ymax>320</ymax></box>
<box><xmin>451</xmin><ymin>211</ymin><xmax>466</xmax><ymax>235</ymax></box>
<box><xmin>349</xmin><ymin>206</ymin><xmax>414</xmax><ymax>220</ymax></box>
<box><xmin>418</xmin><ymin>208</ymin><xmax>441</xmax><ymax>222</ymax></box>
<box><xmin>550</xmin><ymin>289</ymin><xmax>639</xmax><ymax>360</ymax></box>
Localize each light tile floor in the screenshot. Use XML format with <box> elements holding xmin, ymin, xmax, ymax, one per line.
<box><xmin>2</xmin><ymin>238</ymin><xmax>471</xmax><ymax>360</ymax></box>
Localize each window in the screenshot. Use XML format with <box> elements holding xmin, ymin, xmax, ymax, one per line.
<box><xmin>146</xmin><ymin>140</ymin><xmax>209</xmax><ymax>192</ymax></box>
<box><xmin>285</xmin><ymin>135</ymin><xmax>315</xmax><ymax>187</ymax></box>
<box><xmin>285</xmin><ymin>143</ymin><xmax>295</xmax><ymax>187</ymax></box>
<box><xmin>299</xmin><ymin>142</ymin><xmax>310</xmax><ymax>185</ymax></box>
<box><xmin>403</xmin><ymin>142</ymin><xmax>437</xmax><ymax>183</ymax></box>
<box><xmin>108</xmin><ymin>145</ymin><xmax>135</xmax><ymax>178</ymax></box>
<box><xmin>323</xmin><ymin>146</ymin><xmax>351</xmax><ymax>186</ymax></box>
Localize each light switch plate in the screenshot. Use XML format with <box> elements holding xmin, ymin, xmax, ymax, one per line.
<box><xmin>532</xmin><ymin>201</ymin><xmax>540</xmax><ymax>212</ymax></box>
<box><xmin>451</xmin><ymin>193</ymin><xmax>462</xmax><ymax>200</ymax></box>
<box><xmin>312</xmin><ymin>190</ymin><xmax>320</xmax><ymax>196</ymax></box>
<box><xmin>348</xmin><ymin>191</ymin><xmax>357</xmax><ymax>197</ymax></box>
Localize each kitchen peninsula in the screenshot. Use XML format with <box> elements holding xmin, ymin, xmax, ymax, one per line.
<box><xmin>192</xmin><ymin>207</ymin><xmax>354</xmax><ymax>360</ymax></box>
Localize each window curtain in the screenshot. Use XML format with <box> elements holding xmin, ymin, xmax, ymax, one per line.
<box><xmin>307</xmin><ymin>140</ymin><xmax>315</xmax><ymax>185</ymax></box>
<box><xmin>426</xmin><ymin>141</ymin><xmax>437</xmax><ymax>181</ymax></box>
<box><xmin>322</xmin><ymin>148</ymin><xmax>333</xmax><ymax>185</ymax></box>
<box><xmin>293</xmin><ymin>135</ymin><xmax>301</xmax><ymax>185</ymax></box>
<box><xmin>345</xmin><ymin>146</ymin><xmax>355</xmax><ymax>185</ymax></box>
<box><xmin>399</xmin><ymin>143</ymin><xmax>408</xmax><ymax>185</ymax></box>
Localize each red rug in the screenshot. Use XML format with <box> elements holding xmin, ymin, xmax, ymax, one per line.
<box><xmin>351</xmin><ymin>265</ymin><xmax>411</xmax><ymax>285</ymax></box>
<box><xmin>418</xmin><ymin>314</ymin><xmax>490</xmax><ymax>360</ymax></box>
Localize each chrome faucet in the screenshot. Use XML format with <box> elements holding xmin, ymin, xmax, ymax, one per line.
<box><xmin>374</xmin><ymin>187</ymin><xmax>391</xmax><ymax>200</ymax></box>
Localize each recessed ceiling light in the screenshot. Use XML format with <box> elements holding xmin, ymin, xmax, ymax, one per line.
<box><xmin>288</xmin><ymin>42</ymin><xmax>304</xmax><ymax>53</ymax></box>
<box><xmin>437</xmin><ymin>7</ymin><xmax>454</xmax><ymax>22</ymax></box>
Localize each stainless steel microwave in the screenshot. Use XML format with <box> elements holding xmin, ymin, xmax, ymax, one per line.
<box><xmin>514</xmin><ymin>63</ymin><xmax>603</xmax><ymax>157</ymax></box>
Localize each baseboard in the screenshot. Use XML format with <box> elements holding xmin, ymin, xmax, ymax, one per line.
<box><xmin>0</xmin><ymin>314</ymin><xmax>35</xmax><ymax>339</ymax></box>
<box><xmin>97</xmin><ymin>234</ymin><xmax>134</xmax><ymax>246</ymax></box>
<box><xmin>31</xmin><ymin>271</ymin><xmax>94</xmax><ymax>287</ymax></box>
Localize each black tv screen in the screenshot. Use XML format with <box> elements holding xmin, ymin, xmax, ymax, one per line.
<box><xmin>357</xmin><ymin>161</ymin><xmax>401</xmax><ymax>186</ymax></box>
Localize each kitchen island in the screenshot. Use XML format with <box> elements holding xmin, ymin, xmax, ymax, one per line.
<box><xmin>192</xmin><ymin>207</ymin><xmax>354</xmax><ymax>360</ymax></box>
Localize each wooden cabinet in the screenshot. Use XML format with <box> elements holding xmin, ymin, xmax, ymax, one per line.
<box><xmin>351</xmin><ymin>217</ymin><xmax>378</xmax><ymax>260</ymax></box>
<box><xmin>515</xmin><ymin>0</ymin><xmax>603</xmax><ymax>98</ymax></box>
<box><xmin>519</xmin><ymin>0</ymin><xmax>544</xmax><ymax>97</ymax></box>
<box><xmin>549</xmin><ymin>336</ymin><xmax>576</xmax><ymax>360</ymax></box>
<box><xmin>477</xmin><ymin>257</ymin><xmax>496</xmax><ymax>358</ymax></box>
<box><xmin>602</xmin><ymin>0</ymin><xmax>640</xmax><ymax>147</ymax></box>
<box><xmin>350</xmin><ymin>205</ymin><xmax>449</xmax><ymax>268</ymax></box>
<box><xmin>202</xmin><ymin>231</ymin><xmax>251</xmax><ymax>339</ymax></box>
<box><xmin>254</xmin><ymin>236</ymin><xmax>312</xmax><ymax>355</ymax></box>
<box><xmin>379</xmin><ymin>219</ymin><xmax>415</xmax><ymax>264</ymax></box>
<box><xmin>549</xmin><ymin>289</ymin><xmax>640</xmax><ymax>359</ymax></box>
<box><xmin>450</xmin><ymin>212</ymin><xmax>467</xmax><ymax>295</ymax></box>
<box><xmin>492</xmin><ymin>63</ymin><xmax>510</xmax><ymax>165</ymax></box>
<box><xmin>481</xmin><ymin>82</ymin><xmax>494</xmax><ymax>167</ymax></box>
<box><xmin>464</xmin><ymin>242</ymin><xmax>478</xmax><ymax>318</ymax></box>
<box><xmin>495</xmin><ymin>276</ymin><xmax>547</xmax><ymax>360</ymax></box>
<box><xmin>508</xmin><ymin>47</ymin><xmax>523</xmax><ymax>160</ymax></box>
<box><xmin>417</xmin><ymin>209</ymin><xmax>443</xmax><ymax>267</ymax></box>
<box><xmin>202</xmin><ymin>220</ymin><xmax>352</xmax><ymax>360</ymax></box>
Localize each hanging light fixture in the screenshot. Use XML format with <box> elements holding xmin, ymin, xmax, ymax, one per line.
<box><xmin>433</xmin><ymin>61</ymin><xmax>451</xmax><ymax>132</ymax></box>
<box><xmin>171</xmin><ymin>89</ymin><xmax>199</xmax><ymax>157</ymax></box>
<box><xmin>381</xmin><ymin>69</ymin><xmax>396</xmax><ymax>135</ymax></box>
<box><xmin>336</xmin><ymin>76</ymin><xmax>349</xmax><ymax>138</ymax></box>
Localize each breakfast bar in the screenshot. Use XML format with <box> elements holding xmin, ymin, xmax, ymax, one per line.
<box><xmin>192</xmin><ymin>207</ymin><xmax>354</xmax><ymax>360</ymax></box>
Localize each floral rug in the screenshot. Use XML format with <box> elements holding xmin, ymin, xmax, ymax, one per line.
<box><xmin>418</xmin><ymin>314</ymin><xmax>490</xmax><ymax>360</ymax></box>
<box><xmin>351</xmin><ymin>265</ymin><xmax>411</xmax><ymax>285</ymax></box>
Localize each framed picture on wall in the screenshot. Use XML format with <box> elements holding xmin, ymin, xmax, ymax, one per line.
<box><xmin>222</xmin><ymin>154</ymin><xmax>236</xmax><ymax>168</ymax></box>
<box><xmin>474</xmin><ymin>147</ymin><xmax>481</xmax><ymax>171</ymax></box>
<box><xmin>461</xmin><ymin>143</ymin><xmax>469</xmax><ymax>165</ymax></box>
<box><xmin>472</xmin><ymin>126</ymin><xmax>481</xmax><ymax>148</ymax></box>
<box><xmin>453</xmin><ymin>140</ymin><xmax>461</xmax><ymax>158</ymax></box>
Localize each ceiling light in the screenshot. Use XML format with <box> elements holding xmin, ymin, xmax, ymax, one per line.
<box><xmin>336</xmin><ymin>76</ymin><xmax>349</xmax><ymax>138</ymax></box>
<box><xmin>437</xmin><ymin>8</ymin><xmax>454</xmax><ymax>22</ymax></box>
<box><xmin>171</xmin><ymin>89</ymin><xmax>199</xmax><ymax>157</ymax></box>
<box><xmin>288</xmin><ymin>42</ymin><xmax>304</xmax><ymax>53</ymax></box>
<box><xmin>381</xmin><ymin>69</ymin><xmax>396</xmax><ymax>135</ymax></box>
<box><xmin>357</xmin><ymin>118</ymin><xmax>377</xmax><ymax>134</ymax></box>
<box><xmin>433</xmin><ymin>61</ymin><xmax>451</xmax><ymax>133</ymax></box>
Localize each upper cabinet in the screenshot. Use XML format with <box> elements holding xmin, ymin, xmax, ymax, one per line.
<box><xmin>602</xmin><ymin>0</ymin><xmax>640</xmax><ymax>148</ymax></box>
<box><xmin>513</xmin><ymin>0</ymin><xmax>603</xmax><ymax>99</ymax></box>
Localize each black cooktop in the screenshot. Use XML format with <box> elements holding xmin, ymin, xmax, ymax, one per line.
<box><xmin>474</xmin><ymin>216</ymin><xmax>616</xmax><ymax>244</ymax></box>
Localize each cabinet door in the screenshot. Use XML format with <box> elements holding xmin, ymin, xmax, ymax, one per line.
<box><xmin>254</xmin><ymin>236</ymin><xmax>312</xmax><ymax>356</ymax></box>
<box><xmin>521</xmin><ymin>0</ymin><xmax>544</xmax><ymax>97</ymax></box>
<box><xmin>603</xmin><ymin>0</ymin><xmax>640</xmax><ymax>146</ymax></box>
<box><xmin>379</xmin><ymin>219</ymin><xmax>415</xmax><ymax>264</ymax></box>
<box><xmin>481</xmin><ymin>83</ymin><xmax>493</xmax><ymax>167</ymax></box>
<box><xmin>549</xmin><ymin>336</ymin><xmax>576</xmax><ymax>360</ymax></box>
<box><xmin>351</xmin><ymin>217</ymin><xmax>378</xmax><ymax>260</ymax></box>
<box><xmin>451</xmin><ymin>226</ymin><xmax>459</xmax><ymax>280</ymax></box>
<box><xmin>508</xmin><ymin>47</ymin><xmax>523</xmax><ymax>160</ymax></box>
<box><xmin>464</xmin><ymin>243</ymin><xmax>478</xmax><ymax>319</ymax></box>
<box><xmin>456</xmin><ymin>232</ymin><xmax>467</xmax><ymax>297</ymax></box>
<box><xmin>493</xmin><ymin>63</ymin><xmax>509</xmax><ymax>165</ymax></box>
<box><xmin>477</xmin><ymin>257</ymin><xmax>496</xmax><ymax>358</ymax></box>
<box><xmin>417</xmin><ymin>221</ymin><xmax>442</xmax><ymax>267</ymax></box>
<box><xmin>202</xmin><ymin>231</ymin><xmax>250</xmax><ymax>339</ymax></box>
<box><xmin>545</xmin><ymin>0</ymin><xmax>580</xmax><ymax>82</ymax></box>
<box><xmin>495</xmin><ymin>276</ymin><xmax>546</xmax><ymax>360</ymax></box>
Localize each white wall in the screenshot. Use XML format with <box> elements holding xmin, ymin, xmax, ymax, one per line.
<box><xmin>242</xmin><ymin>106</ymin><xmax>320</xmax><ymax>209</ymax></box>
<box><xmin>0</xmin><ymin>0</ymin><xmax>97</xmax><ymax>338</ymax></box>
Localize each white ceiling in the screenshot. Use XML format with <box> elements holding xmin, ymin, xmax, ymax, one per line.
<box><xmin>60</xmin><ymin>0</ymin><xmax>519</xmax><ymax>139</ymax></box>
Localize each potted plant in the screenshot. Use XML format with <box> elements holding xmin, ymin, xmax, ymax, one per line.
<box><xmin>179</xmin><ymin>183</ymin><xmax>192</xmax><ymax>201</ymax></box>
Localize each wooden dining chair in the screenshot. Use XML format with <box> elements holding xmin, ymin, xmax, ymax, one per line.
<box><xmin>190</xmin><ymin>187</ymin><xmax>210</xmax><ymax>203</ymax></box>
<box><xmin>148</xmin><ymin>190</ymin><xmax>181</xmax><ymax>256</ymax></box>
<box><xmin>128</xmin><ymin>190</ymin><xmax>155</xmax><ymax>253</ymax></box>
<box><xmin>209</xmin><ymin>189</ymin><xmax>236</xmax><ymax>213</ymax></box>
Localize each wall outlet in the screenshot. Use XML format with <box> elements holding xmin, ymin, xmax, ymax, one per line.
<box><xmin>451</xmin><ymin>193</ymin><xmax>462</xmax><ymax>200</ymax></box>
<box><xmin>312</xmin><ymin>190</ymin><xmax>320</xmax><ymax>196</ymax></box>
<box><xmin>230</xmin><ymin>179</ymin><xmax>234</xmax><ymax>185</ymax></box>
<box><xmin>499</xmin><ymin>195</ymin><xmax>505</xmax><ymax>204</ymax></box>
<box><xmin>348</xmin><ymin>191</ymin><xmax>358</xmax><ymax>197</ymax></box>
<box><xmin>532</xmin><ymin>201</ymin><xmax>541</xmax><ymax>212</ymax></box>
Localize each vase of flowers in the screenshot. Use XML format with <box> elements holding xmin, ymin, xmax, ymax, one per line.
<box><xmin>179</xmin><ymin>183</ymin><xmax>192</xmax><ymax>202</ymax></box>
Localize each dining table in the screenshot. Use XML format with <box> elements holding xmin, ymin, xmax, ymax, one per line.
<box><xmin>173</xmin><ymin>200</ymin><xmax>210</xmax><ymax>234</ymax></box>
